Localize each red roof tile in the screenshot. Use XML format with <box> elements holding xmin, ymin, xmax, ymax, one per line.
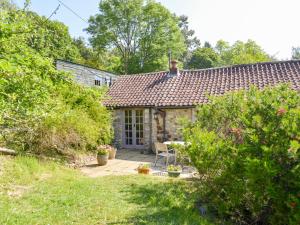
<box><xmin>105</xmin><ymin>60</ymin><xmax>300</xmax><ymax>107</ymax></box>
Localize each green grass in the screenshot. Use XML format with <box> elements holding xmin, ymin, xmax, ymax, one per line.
<box><xmin>0</xmin><ymin>156</ymin><xmax>213</xmax><ymax>225</ymax></box>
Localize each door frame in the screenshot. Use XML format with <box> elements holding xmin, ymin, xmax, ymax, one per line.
<box><xmin>122</xmin><ymin>109</ymin><xmax>145</xmax><ymax>149</ymax></box>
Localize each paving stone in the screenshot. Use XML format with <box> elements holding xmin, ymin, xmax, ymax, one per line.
<box><xmin>80</xmin><ymin>149</ymin><xmax>195</xmax><ymax>178</ymax></box>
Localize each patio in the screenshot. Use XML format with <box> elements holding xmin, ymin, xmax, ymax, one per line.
<box><xmin>80</xmin><ymin>149</ymin><xmax>196</xmax><ymax>178</ymax></box>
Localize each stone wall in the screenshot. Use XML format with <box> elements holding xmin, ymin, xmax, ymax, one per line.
<box><xmin>152</xmin><ymin>108</ymin><xmax>195</xmax><ymax>144</ymax></box>
<box><xmin>112</xmin><ymin>109</ymin><xmax>123</xmax><ymax>148</ymax></box>
<box><xmin>143</xmin><ymin>108</ymin><xmax>151</xmax><ymax>150</ymax></box>
<box><xmin>56</xmin><ymin>60</ymin><xmax>117</xmax><ymax>87</ymax></box>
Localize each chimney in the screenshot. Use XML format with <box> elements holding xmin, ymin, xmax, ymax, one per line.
<box><xmin>169</xmin><ymin>59</ymin><xmax>179</xmax><ymax>76</ymax></box>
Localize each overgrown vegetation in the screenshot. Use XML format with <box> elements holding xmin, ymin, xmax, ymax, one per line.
<box><xmin>0</xmin><ymin>4</ymin><xmax>112</xmax><ymax>158</ymax></box>
<box><xmin>0</xmin><ymin>156</ymin><xmax>213</xmax><ymax>225</ymax></box>
<box><xmin>184</xmin><ymin>85</ymin><xmax>300</xmax><ymax>224</ymax></box>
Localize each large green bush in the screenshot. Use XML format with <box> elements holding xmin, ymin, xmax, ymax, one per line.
<box><xmin>0</xmin><ymin>8</ymin><xmax>112</xmax><ymax>157</ymax></box>
<box><xmin>184</xmin><ymin>86</ymin><xmax>300</xmax><ymax>224</ymax></box>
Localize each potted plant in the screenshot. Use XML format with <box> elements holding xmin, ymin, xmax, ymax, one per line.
<box><xmin>167</xmin><ymin>165</ymin><xmax>182</xmax><ymax>178</ymax></box>
<box><xmin>108</xmin><ymin>146</ymin><xmax>117</xmax><ymax>160</ymax></box>
<box><xmin>137</xmin><ymin>164</ymin><xmax>151</xmax><ymax>175</ymax></box>
<box><xmin>97</xmin><ymin>149</ymin><xmax>109</xmax><ymax>166</ymax></box>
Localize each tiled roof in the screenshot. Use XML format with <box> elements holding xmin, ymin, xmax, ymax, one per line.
<box><xmin>105</xmin><ymin>60</ymin><xmax>300</xmax><ymax>108</ymax></box>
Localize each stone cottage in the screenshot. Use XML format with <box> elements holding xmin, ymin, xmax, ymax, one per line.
<box><xmin>105</xmin><ymin>60</ymin><xmax>300</xmax><ymax>152</ymax></box>
<box><xmin>56</xmin><ymin>59</ymin><xmax>117</xmax><ymax>87</ymax></box>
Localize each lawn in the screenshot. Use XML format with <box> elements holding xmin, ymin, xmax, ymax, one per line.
<box><xmin>0</xmin><ymin>156</ymin><xmax>213</xmax><ymax>225</ymax></box>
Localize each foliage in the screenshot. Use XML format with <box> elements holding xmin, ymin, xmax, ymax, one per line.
<box><xmin>86</xmin><ymin>0</ymin><xmax>186</xmax><ymax>74</ymax></box>
<box><xmin>24</xmin><ymin>11</ymin><xmax>81</xmax><ymax>61</ymax></box>
<box><xmin>0</xmin><ymin>8</ymin><xmax>112</xmax><ymax>157</ymax></box>
<box><xmin>167</xmin><ymin>164</ymin><xmax>181</xmax><ymax>172</ymax></box>
<box><xmin>187</xmin><ymin>47</ymin><xmax>220</xmax><ymax>69</ymax></box>
<box><xmin>292</xmin><ymin>47</ymin><xmax>300</xmax><ymax>60</ymax></box>
<box><xmin>33</xmin><ymin>85</ymin><xmax>112</xmax><ymax>156</ymax></box>
<box><xmin>0</xmin><ymin>2</ymin><xmax>81</xmax><ymax>62</ymax></box>
<box><xmin>169</xmin><ymin>143</ymin><xmax>191</xmax><ymax>166</ymax></box>
<box><xmin>185</xmin><ymin>39</ymin><xmax>272</xmax><ymax>69</ymax></box>
<box><xmin>73</xmin><ymin>37</ymin><xmax>121</xmax><ymax>72</ymax></box>
<box><xmin>138</xmin><ymin>163</ymin><xmax>150</xmax><ymax>169</ymax></box>
<box><xmin>215</xmin><ymin>39</ymin><xmax>272</xmax><ymax>66</ymax></box>
<box><xmin>178</xmin><ymin>15</ymin><xmax>200</xmax><ymax>66</ymax></box>
<box><xmin>184</xmin><ymin>85</ymin><xmax>300</xmax><ymax>224</ymax></box>
<box><xmin>97</xmin><ymin>149</ymin><xmax>109</xmax><ymax>155</ymax></box>
<box><xmin>0</xmin><ymin>156</ymin><xmax>212</xmax><ymax>225</ymax></box>
<box><xmin>0</xmin><ymin>0</ymin><xmax>17</xmax><ymax>11</ymax></box>
<box><xmin>178</xmin><ymin>15</ymin><xmax>200</xmax><ymax>52</ymax></box>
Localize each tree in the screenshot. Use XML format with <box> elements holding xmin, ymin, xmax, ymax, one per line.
<box><xmin>292</xmin><ymin>47</ymin><xmax>300</xmax><ymax>60</ymax></box>
<box><xmin>215</xmin><ymin>39</ymin><xmax>272</xmax><ymax>66</ymax></box>
<box><xmin>178</xmin><ymin>15</ymin><xmax>200</xmax><ymax>68</ymax></box>
<box><xmin>178</xmin><ymin>15</ymin><xmax>200</xmax><ymax>51</ymax></box>
<box><xmin>203</xmin><ymin>41</ymin><xmax>212</xmax><ymax>48</ymax></box>
<box><xmin>25</xmin><ymin>12</ymin><xmax>81</xmax><ymax>61</ymax></box>
<box><xmin>86</xmin><ymin>0</ymin><xmax>186</xmax><ymax>74</ymax></box>
<box><xmin>73</xmin><ymin>37</ymin><xmax>121</xmax><ymax>72</ymax></box>
<box><xmin>187</xmin><ymin>47</ymin><xmax>219</xmax><ymax>69</ymax></box>
<box><xmin>0</xmin><ymin>0</ymin><xmax>17</xmax><ymax>11</ymax></box>
<box><xmin>187</xmin><ymin>39</ymin><xmax>272</xmax><ymax>70</ymax></box>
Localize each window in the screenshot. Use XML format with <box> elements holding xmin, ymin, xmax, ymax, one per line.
<box><xmin>95</xmin><ymin>76</ymin><xmax>102</xmax><ymax>86</ymax></box>
<box><xmin>125</xmin><ymin>110</ymin><xmax>133</xmax><ymax>145</ymax></box>
<box><xmin>95</xmin><ymin>80</ymin><xmax>101</xmax><ymax>86</ymax></box>
<box><xmin>135</xmin><ymin>110</ymin><xmax>144</xmax><ymax>145</ymax></box>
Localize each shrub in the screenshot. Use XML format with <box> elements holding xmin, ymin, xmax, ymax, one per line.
<box><xmin>167</xmin><ymin>165</ymin><xmax>181</xmax><ymax>172</ymax></box>
<box><xmin>184</xmin><ymin>85</ymin><xmax>300</xmax><ymax>224</ymax></box>
<box><xmin>0</xmin><ymin>9</ymin><xmax>113</xmax><ymax>158</ymax></box>
<box><xmin>31</xmin><ymin>84</ymin><xmax>112</xmax><ymax>156</ymax></box>
<box><xmin>138</xmin><ymin>164</ymin><xmax>150</xmax><ymax>169</ymax></box>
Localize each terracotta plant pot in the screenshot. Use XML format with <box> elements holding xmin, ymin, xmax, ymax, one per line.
<box><xmin>97</xmin><ymin>154</ymin><xmax>109</xmax><ymax>166</ymax></box>
<box><xmin>138</xmin><ymin>167</ymin><xmax>150</xmax><ymax>175</ymax></box>
<box><xmin>167</xmin><ymin>171</ymin><xmax>181</xmax><ymax>178</ymax></box>
<box><xmin>108</xmin><ymin>148</ymin><xmax>117</xmax><ymax>160</ymax></box>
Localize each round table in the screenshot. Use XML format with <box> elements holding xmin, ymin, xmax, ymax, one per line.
<box><xmin>163</xmin><ymin>141</ymin><xmax>185</xmax><ymax>145</ymax></box>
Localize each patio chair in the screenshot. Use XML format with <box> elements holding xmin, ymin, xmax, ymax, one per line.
<box><xmin>154</xmin><ymin>142</ymin><xmax>176</xmax><ymax>167</ymax></box>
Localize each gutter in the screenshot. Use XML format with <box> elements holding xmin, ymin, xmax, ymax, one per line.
<box><xmin>106</xmin><ymin>105</ymin><xmax>197</xmax><ymax>110</ymax></box>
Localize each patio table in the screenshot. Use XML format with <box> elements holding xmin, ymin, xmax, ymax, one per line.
<box><xmin>163</xmin><ymin>141</ymin><xmax>185</xmax><ymax>146</ymax></box>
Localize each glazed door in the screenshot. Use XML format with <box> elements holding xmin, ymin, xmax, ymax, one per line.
<box><xmin>124</xmin><ymin>109</ymin><xmax>144</xmax><ymax>149</ymax></box>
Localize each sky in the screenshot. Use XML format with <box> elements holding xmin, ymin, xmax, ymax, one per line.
<box><xmin>14</xmin><ymin>0</ymin><xmax>300</xmax><ymax>60</ymax></box>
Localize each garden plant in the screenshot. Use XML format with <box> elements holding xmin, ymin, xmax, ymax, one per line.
<box><xmin>184</xmin><ymin>85</ymin><xmax>300</xmax><ymax>224</ymax></box>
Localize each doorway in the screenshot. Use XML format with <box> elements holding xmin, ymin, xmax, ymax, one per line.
<box><xmin>123</xmin><ymin>109</ymin><xmax>144</xmax><ymax>149</ymax></box>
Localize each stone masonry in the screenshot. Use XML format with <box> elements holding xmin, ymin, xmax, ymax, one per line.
<box><xmin>152</xmin><ymin>108</ymin><xmax>195</xmax><ymax>144</ymax></box>
<box><xmin>112</xmin><ymin>109</ymin><xmax>123</xmax><ymax>148</ymax></box>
